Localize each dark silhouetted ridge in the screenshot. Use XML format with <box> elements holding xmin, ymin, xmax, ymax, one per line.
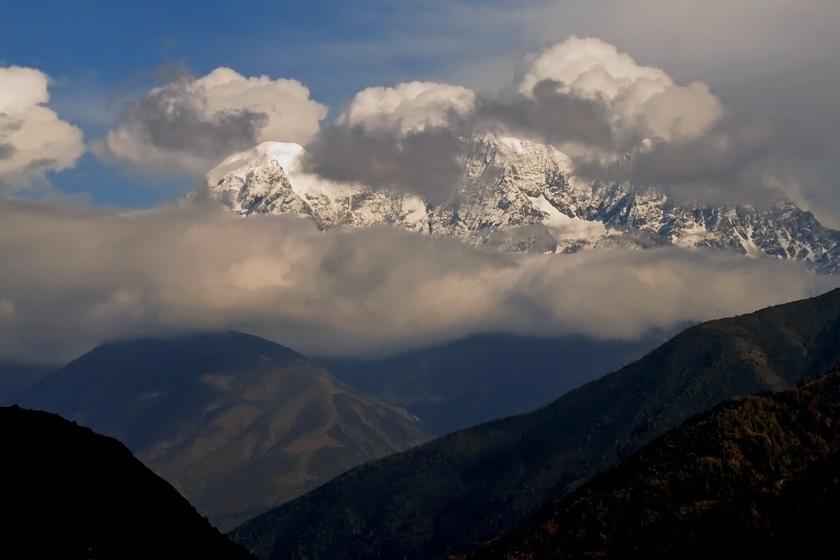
<box><xmin>0</xmin><ymin>405</ymin><xmax>253</xmax><ymax>559</ymax></box>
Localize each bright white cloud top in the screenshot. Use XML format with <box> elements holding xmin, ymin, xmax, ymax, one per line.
<box><xmin>0</xmin><ymin>66</ymin><xmax>85</xmax><ymax>190</ymax></box>
<box><xmin>337</xmin><ymin>81</ymin><xmax>476</xmax><ymax>132</ymax></box>
<box><xmin>520</xmin><ymin>36</ymin><xmax>723</xmax><ymax>142</ymax></box>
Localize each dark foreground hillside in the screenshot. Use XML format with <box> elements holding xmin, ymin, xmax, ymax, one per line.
<box><xmin>0</xmin><ymin>406</ymin><xmax>253</xmax><ymax>560</ymax></box>
<box><xmin>231</xmin><ymin>287</ymin><xmax>840</xmax><ymax>560</ymax></box>
<box><xmin>465</xmin><ymin>368</ymin><xmax>840</xmax><ymax>559</ymax></box>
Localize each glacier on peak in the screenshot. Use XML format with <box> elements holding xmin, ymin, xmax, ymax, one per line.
<box><xmin>198</xmin><ymin>136</ymin><xmax>840</xmax><ymax>273</ymax></box>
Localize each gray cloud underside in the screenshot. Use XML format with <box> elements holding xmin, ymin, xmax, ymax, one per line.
<box><xmin>0</xmin><ymin>143</ymin><xmax>16</xmax><ymax>160</ymax></box>
<box><xmin>576</xmin><ymin>116</ymin><xmax>823</xmax><ymax>206</ymax></box>
<box><xmin>119</xmin><ymin>87</ymin><xmax>269</xmax><ymax>161</ymax></box>
<box><xmin>302</xmin><ymin>124</ymin><xmax>465</xmax><ymax>203</ymax></box>
<box><xmin>0</xmin><ymin>197</ymin><xmax>834</xmax><ymax>362</ymax></box>
<box><xmin>476</xmin><ymin>80</ymin><xmax>616</xmax><ymax>149</ymax></box>
<box><xmin>0</xmin><ymin>116</ymin><xmax>23</xmax><ymax>135</ymax></box>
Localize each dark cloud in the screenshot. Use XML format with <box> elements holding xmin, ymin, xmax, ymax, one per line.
<box><xmin>475</xmin><ymin>80</ymin><xmax>616</xmax><ymax>149</ymax></box>
<box><xmin>20</xmin><ymin>158</ymin><xmax>60</xmax><ymax>175</ymax></box>
<box><xmin>124</xmin><ymin>84</ymin><xmax>268</xmax><ymax>161</ymax></box>
<box><xmin>0</xmin><ymin>116</ymin><xmax>24</xmax><ymax>135</ymax></box>
<box><xmin>0</xmin><ymin>143</ymin><xmax>16</xmax><ymax>160</ymax></box>
<box><xmin>575</xmin><ymin>116</ymin><xmax>824</xmax><ymax>205</ymax></box>
<box><xmin>302</xmin><ymin>124</ymin><xmax>465</xmax><ymax>203</ymax></box>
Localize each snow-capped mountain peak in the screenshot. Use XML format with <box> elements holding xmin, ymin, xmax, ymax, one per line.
<box><xmin>198</xmin><ymin>136</ymin><xmax>840</xmax><ymax>273</ymax></box>
<box><xmin>205</xmin><ymin>141</ymin><xmax>305</xmax><ymax>186</ymax></box>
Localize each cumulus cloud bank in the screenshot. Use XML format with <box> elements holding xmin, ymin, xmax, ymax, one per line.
<box><xmin>0</xmin><ymin>197</ymin><xmax>832</xmax><ymax>362</ymax></box>
<box><xmin>96</xmin><ymin>67</ymin><xmax>327</xmax><ymax>175</ymax></box>
<box><xmin>519</xmin><ymin>36</ymin><xmax>723</xmax><ymax>144</ymax></box>
<box><xmin>301</xmin><ymin>38</ymin><xmax>777</xmax><ymax>206</ymax></box>
<box><xmin>0</xmin><ymin>66</ymin><xmax>85</xmax><ymax>191</ymax></box>
<box><xmin>337</xmin><ymin>81</ymin><xmax>476</xmax><ymax>132</ymax></box>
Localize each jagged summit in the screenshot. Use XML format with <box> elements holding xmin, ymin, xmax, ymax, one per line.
<box><xmin>198</xmin><ymin>137</ymin><xmax>840</xmax><ymax>273</ymax></box>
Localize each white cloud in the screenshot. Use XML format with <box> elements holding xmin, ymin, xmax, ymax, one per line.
<box><xmin>520</xmin><ymin>37</ymin><xmax>723</xmax><ymax>143</ymax></box>
<box><xmin>96</xmin><ymin>67</ymin><xmax>328</xmax><ymax>175</ymax></box>
<box><xmin>337</xmin><ymin>81</ymin><xmax>475</xmax><ymax>132</ymax></box>
<box><xmin>0</xmin><ymin>66</ymin><xmax>85</xmax><ymax>190</ymax></box>
<box><xmin>0</xmin><ymin>197</ymin><xmax>832</xmax><ymax>362</ymax></box>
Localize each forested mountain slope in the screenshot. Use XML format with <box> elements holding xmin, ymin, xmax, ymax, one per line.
<box><xmin>466</xmin><ymin>367</ymin><xmax>840</xmax><ymax>560</ymax></box>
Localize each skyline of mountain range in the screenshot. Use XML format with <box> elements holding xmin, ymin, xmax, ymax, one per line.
<box><xmin>201</xmin><ymin>136</ymin><xmax>840</xmax><ymax>273</ymax></box>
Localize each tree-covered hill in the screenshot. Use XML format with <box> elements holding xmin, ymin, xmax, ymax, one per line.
<box><xmin>465</xmin><ymin>367</ymin><xmax>840</xmax><ymax>559</ymax></box>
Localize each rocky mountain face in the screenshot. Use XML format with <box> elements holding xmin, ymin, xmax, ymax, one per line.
<box><xmin>17</xmin><ymin>331</ymin><xmax>428</xmax><ymax>531</ymax></box>
<box><xmin>200</xmin><ymin>136</ymin><xmax>840</xmax><ymax>273</ymax></box>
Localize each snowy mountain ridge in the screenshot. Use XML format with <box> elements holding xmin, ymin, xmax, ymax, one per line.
<box><xmin>198</xmin><ymin>136</ymin><xmax>840</xmax><ymax>273</ymax></box>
